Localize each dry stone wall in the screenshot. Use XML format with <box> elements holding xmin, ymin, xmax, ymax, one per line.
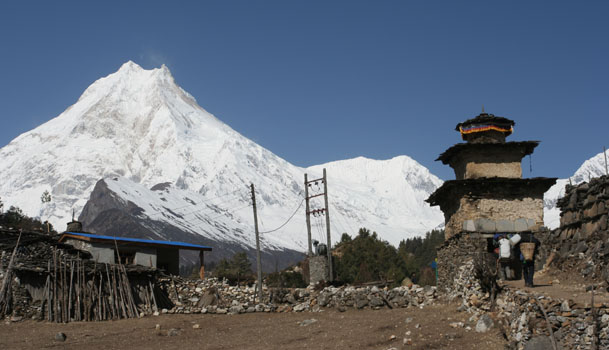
<box><xmin>163</xmin><ymin>277</ymin><xmax>438</xmax><ymax>315</ymax></box>
<box><xmin>436</xmin><ymin>232</ymin><xmax>486</xmax><ymax>292</ymax></box>
<box><xmin>441</xmin><ymin>241</ymin><xmax>609</xmax><ymax>350</ymax></box>
<box><xmin>545</xmin><ymin>175</ymin><xmax>609</xmax><ymax>283</ymax></box>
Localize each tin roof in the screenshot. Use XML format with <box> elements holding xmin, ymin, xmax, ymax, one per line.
<box><xmin>60</xmin><ymin>232</ymin><xmax>212</xmax><ymax>251</ymax></box>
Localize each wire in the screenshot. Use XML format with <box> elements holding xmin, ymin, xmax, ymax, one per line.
<box><xmin>314</xmin><ymin>215</ymin><xmax>326</xmax><ymax>243</ymax></box>
<box><xmin>330</xmin><ymin>202</ymin><xmax>356</xmax><ymax>236</ymax></box>
<box><xmin>259</xmin><ymin>197</ymin><xmax>305</xmax><ymax>234</ymax></box>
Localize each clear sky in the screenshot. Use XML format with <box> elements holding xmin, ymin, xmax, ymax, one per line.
<box><xmin>1</xmin><ymin>0</ymin><xmax>607</xmax><ymax>180</ymax></box>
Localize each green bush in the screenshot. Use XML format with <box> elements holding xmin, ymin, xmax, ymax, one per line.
<box><xmin>266</xmin><ymin>270</ymin><xmax>306</xmax><ymax>288</ymax></box>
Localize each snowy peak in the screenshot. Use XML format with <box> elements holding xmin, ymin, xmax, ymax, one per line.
<box><xmin>0</xmin><ymin>62</ymin><xmax>445</xmax><ymax>256</ymax></box>
<box><xmin>544</xmin><ymin>150</ymin><xmax>609</xmax><ymax>229</ymax></box>
<box><xmin>571</xmin><ymin>151</ymin><xmax>608</xmax><ymax>183</ymax></box>
<box><xmin>310</xmin><ymin>155</ymin><xmax>441</xmax><ymax>187</ymax></box>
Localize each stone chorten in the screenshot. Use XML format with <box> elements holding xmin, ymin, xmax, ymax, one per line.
<box><xmin>427</xmin><ymin>113</ymin><xmax>557</xmax><ymax>239</ymax></box>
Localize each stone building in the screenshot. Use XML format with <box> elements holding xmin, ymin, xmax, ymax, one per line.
<box><xmin>427</xmin><ymin>112</ymin><xmax>556</xmax><ymax>289</ymax></box>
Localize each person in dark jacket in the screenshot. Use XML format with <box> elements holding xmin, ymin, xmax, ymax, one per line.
<box><xmin>520</xmin><ymin>234</ymin><xmax>540</xmax><ymax>287</ymax></box>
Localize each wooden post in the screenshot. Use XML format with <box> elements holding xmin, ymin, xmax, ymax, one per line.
<box><xmin>250</xmin><ymin>183</ymin><xmax>263</xmax><ymax>302</ymax></box>
<box><xmin>199</xmin><ymin>250</ymin><xmax>205</xmax><ymax>279</ymax></box>
<box><xmin>323</xmin><ymin>169</ymin><xmax>333</xmax><ymax>282</ymax></box>
<box><xmin>304</xmin><ymin>173</ymin><xmax>313</xmax><ymax>257</ymax></box>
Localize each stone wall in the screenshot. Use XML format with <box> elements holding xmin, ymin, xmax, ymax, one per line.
<box><xmin>440</xmin><ymin>232</ymin><xmax>609</xmax><ymax>350</ymax></box>
<box><xmin>445</xmin><ymin>265</ymin><xmax>609</xmax><ymax>350</ymax></box>
<box><xmin>464</xmin><ymin>161</ymin><xmax>522</xmax><ymax>180</ymax></box>
<box><xmin>445</xmin><ymin>196</ymin><xmax>544</xmax><ymax>238</ymax></box>
<box><xmin>436</xmin><ymin>232</ymin><xmax>487</xmax><ymax>292</ymax></box>
<box><xmin>555</xmin><ymin>175</ymin><xmax>609</xmax><ymax>240</ymax></box>
<box><xmin>544</xmin><ymin>175</ymin><xmax>609</xmax><ymax>284</ymax></box>
<box><xmin>436</xmin><ymin>175</ymin><xmax>609</xmax><ymax>349</ymax></box>
<box><xmin>164</xmin><ymin>277</ymin><xmax>438</xmax><ymax>315</ymax></box>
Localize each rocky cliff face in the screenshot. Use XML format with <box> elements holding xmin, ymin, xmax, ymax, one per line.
<box><xmin>78</xmin><ymin>178</ymin><xmax>305</xmax><ymax>271</ymax></box>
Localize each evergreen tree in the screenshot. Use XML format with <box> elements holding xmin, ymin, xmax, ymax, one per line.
<box><xmin>0</xmin><ymin>205</ymin><xmax>57</xmax><ymax>233</ymax></box>
<box><xmin>214</xmin><ymin>251</ymin><xmax>254</xmax><ymax>284</ymax></box>
<box><xmin>398</xmin><ymin>229</ymin><xmax>444</xmax><ymax>283</ymax></box>
<box><xmin>333</xmin><ymin>228</ymin><xmax>444</xmax><ymax>286</ymax></box>
<box><xmin>334</xmin><ymin>228</ymin><xmax>407</xmax><ymax>285</ymax></box>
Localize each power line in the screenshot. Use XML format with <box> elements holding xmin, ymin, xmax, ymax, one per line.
<box><xmin>259</xmin><ymin>197</ymin><xmax>305</xmax><ymax>234</ymax></box>
<box><xmin>330</xmin><ymin>202</ymin><xmax>356</xmax><ymax>236</ymax></box>
<box><xmin>314</xmin><ymin>215</ymin><xmax>325</xmax><ymax>243</ymax></box>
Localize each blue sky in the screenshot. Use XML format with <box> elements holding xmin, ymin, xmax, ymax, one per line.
<box><xmin>0</xmin><ymin>0</ymin><xmax>607</xmax><ymax>180</ymax></box>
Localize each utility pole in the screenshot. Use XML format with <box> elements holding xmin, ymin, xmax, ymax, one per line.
<box><xmin>304</xmin><ymin>168</ymin><xmax>333</xmax><ymax>281</ymax></box>
<box><xmin>304</xmin><ymin>174</ymin><xmax>313</xmax><ymax>256</ymax></box>
<box><xmin>323</xmin><ymin>169</ymin><xmax>333</xmax><ymax>281</ymax></box>
<box><xmin>250</xmin><ymin>183</ymin><xmax>263</xmax><ymax>302</ymax></box>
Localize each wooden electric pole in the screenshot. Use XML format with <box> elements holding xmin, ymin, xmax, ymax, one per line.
<box><xmin>304</xmin><ymin>169</ymin><xmax>333</xmax><ymax>282</ymax></box>
<box><xmin>323</xmin><ymin>168</ymin><xmax>333</xmax><ymax>281</ymax></box>
<box><xmin>304</xmin><ymin>174</ymin><xmax>313</xmax><ymax>256</ymax></box>
<box><xmin>250</xmin><ymin>183</ymin><xmax>263</xmax><ymax>302</ymax></box>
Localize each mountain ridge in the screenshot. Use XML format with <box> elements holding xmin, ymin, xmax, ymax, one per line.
<box><xmin>0</xmin><ymin>62</ymin><xmax>444</xmax><ymax>258</ymax></box>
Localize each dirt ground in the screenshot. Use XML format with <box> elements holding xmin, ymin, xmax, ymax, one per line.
<box><xmin>503</xmin><ymin>268</ymin><xmax>609</xmax><ymax>306</ymax></box>
<box><xmin>0</xmin><ymin>303</ymin><xmax>506</xmax><ymax>350</ymax></box>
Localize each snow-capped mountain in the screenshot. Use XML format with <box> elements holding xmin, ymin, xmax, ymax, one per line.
<box><xmin>544</xmin><ymin>151</ymin><xmax>609</xmax><ymax>228</ymax></box>
<box><xmin>0</xmin><ymin>61</ymin><xmax>444</xmax><ymax>256</ymax></box>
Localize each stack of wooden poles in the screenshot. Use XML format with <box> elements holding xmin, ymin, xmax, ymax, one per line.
<box><xmin>43</xmin><ymin>248</ymin><xmax>160</xmax><ymax>322</ymax></box>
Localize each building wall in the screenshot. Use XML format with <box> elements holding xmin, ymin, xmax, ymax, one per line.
<box><xmin>309</xmin><ymin>255</ymin><xmax>329</xmax><ymax>285</ymax></box>
<box><xmin>445</xmin><ymin>196</ymin><xmax>544</xmax><ymax>238</ymax></box>
<box><xmin>464</xmin><ymin>162</ymin><xmax>522</xmax><ymax>179</ymax></box>
<box><xmin>452</xmin><ymin>150</ymin><xmax>523</xmax><ymax>179</ymax></box>
<box><xmin>63</xmin><ymin>239</ymin><xmax>114</xmax><ymax>264</ymax></box>
<box><xmin>156</xmin><ymin>247</ymin><xmax>179</xmax><ymax>275</ymax></box>
<box><xmin>134</xmin><ymin>248</ymin><xmax>157</xmax><ymax>268</ymax></box>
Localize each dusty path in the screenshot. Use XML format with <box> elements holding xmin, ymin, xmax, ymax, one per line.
<box><xmin>503</xmin><ymin>269</ymin><xmax>609</xmax><ymax>306</ymax></box>
<box><xmin>0</xmin><ymin>303</ymin><xmax>505</xmax><ymax>350</ymax></box>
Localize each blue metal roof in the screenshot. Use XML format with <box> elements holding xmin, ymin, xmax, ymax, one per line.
<box><xmin>62</xmin><ymin>232</ymin><xmax>212</xmax><ymax>251</ymax></box>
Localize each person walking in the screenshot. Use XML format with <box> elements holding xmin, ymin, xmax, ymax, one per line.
<box><xmin>520</xmin><ymin>234</ymin><xmax>540</xmax><ymax>288</ymax></box>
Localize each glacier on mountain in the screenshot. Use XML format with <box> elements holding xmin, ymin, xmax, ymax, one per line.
<box><xmin>0</xmin><ymin>61</ymin><xmax>444</xmax><ymax>252</ymax></box>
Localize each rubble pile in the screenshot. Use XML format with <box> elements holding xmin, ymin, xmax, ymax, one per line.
<box><xmin>544</xmin><ymin>175</ymin><xmax>609</xmax><ymax>283</ymax></box>
<box><xmin>164</xmin><ymin>277</ymin><xmax>438</xmax><ymax>315</ymax></box>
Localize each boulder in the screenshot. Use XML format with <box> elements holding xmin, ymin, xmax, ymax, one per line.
<box><xmin>475</xmin><ymin>314</ymin><xmax>494</xmax><ymax>333</ymax></box>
